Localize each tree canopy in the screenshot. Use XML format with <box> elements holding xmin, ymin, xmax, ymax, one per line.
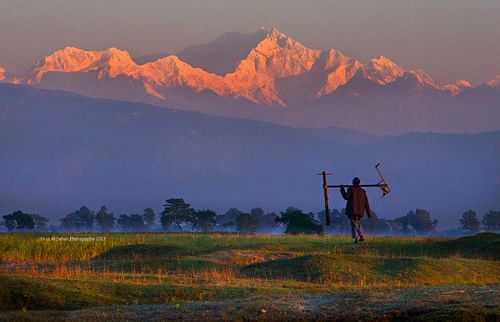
<box><xmin>160</xmin><ymin>198</ymin><xmax>195</xmax><ymax>231</ymax></box>
<box><xmin>482</xmin><ymin>210</ymin><xmax>500</xmax><ymax>232</ymax></box>
<box><xmin>192</xmin><ymin>209</ymin><xmax>217</xmax><ymax>232</ymax></box>
<box><xmin>117</xmin><ymin>214</ymin><xmax>145</xmax><ymax>231</ymax></box>
<box><xmin>392</xmin><ymin>209</ymin><xmax>438</xmax><ymax>234</ymax></box>
<box><xmin>143</xmin><ymin>208</ymin><xmax>156</xmax><ymax>229</ymax></box>
<box><xmin>95</xmin><ymin>206</ymin><xmax>115</xmax><ymax>232</ymax></box>
<box><xmin>275</xmin><ymin>207</ymin><xmax>323</xmax><ymax>235</ymax></box>
<box><xmin>235</xmin><ymin>212</ymin><xmax>258</xmax><ymax>233</ymax></box>
<box><xmin>460</xmin><ymin>210</ymin><xmax>480</xmax><ymax>233</ymax></box>
<box><xmin>2</xmin><ymin>211</ymin><xmax>37</xmax><ymax>231</ymax></box>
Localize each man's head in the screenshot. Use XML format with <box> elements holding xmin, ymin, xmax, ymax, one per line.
<box><xmin>352</xmin><ymin>177</ymin><xmax>361</xmax><ymax>186</ymax></box>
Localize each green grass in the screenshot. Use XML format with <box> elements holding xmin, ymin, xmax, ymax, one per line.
<box><xmin>0</xmin><ymin>232</ymin><xmax>499</xmax><ymax>316</ymax></box>
<box><xmin>0</xmin><ymin>274</ymin><xmax>277</xmax><ymax>311</ymax></box>
<box><xmin>1</xmin><ymin>232</ymin><xmax>499</xmax><ymax>263</ymax></box>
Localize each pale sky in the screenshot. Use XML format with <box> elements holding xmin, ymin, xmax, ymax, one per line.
<box><xmin>1</xmin><ymin>0</ymin><xmax>499</xmax><ymax>84</ymax></box>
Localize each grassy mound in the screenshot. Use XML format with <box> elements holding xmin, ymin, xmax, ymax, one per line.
<box><xmin>89</xmin><ymin>244</ymin><xmax>227</xmax><ymax>273</ymax></box>
<box><xmin>241</xmin><ymin>254</ymin><xmax>413</xmax><ymax>282</ymax></box>
<box><xmin>0</xmin><ymin>275</ymin><xmax>114</xmax><ymax>310</ymax></box>
<box><xmin>434</xmin><ymin>233</ymin><xmax>500</xmax><ymax>260</ymax></box>
<box><xmin>241</xmin><ymin>254</ymin><xmax>500</xmax><ymax>285</ymax></box>
<box><xmin>0</xmin><ymin>274</ymin><xmax>260</xmax><ymax>310</ymax></box>
<box><xmin>241</xmin><ymin>255</ymin><xmax>327</xmax><ymax>281</ymax></box>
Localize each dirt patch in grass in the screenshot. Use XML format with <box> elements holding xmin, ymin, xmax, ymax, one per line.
<box><xmin>241</xmin><ymin>254</ymin><xmax>358</xmax><ymax>282</ymax></box>
<box><xmin>1</xmin><ymin>286</ymin><xmax>498</xmax><ymax>321</ymax></box>
<box><xmin>91</xmin><ymin>257</ymin><xmax>225</xmax><ymax>274</ymax></box>
<box><xmin>204</xmin><ymin>250</ymin><xmax>299</xmax><ymax>266</ymax></box>
<box><xmin>373</xmin><ymin>258</ymin><xmax>418</xmax><ymax>277</ymax></box>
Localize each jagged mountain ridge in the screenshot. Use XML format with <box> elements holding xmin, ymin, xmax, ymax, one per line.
<box><xmin>10</xmin><ymin>28</ymin><xmax>366</xmax><ymax>106</ymax></box>
<box><xmin>487</xmin><ymin>74</ymin><xmax>500</xmax><ymax>88</ymax></box>
<box><xmin>10</xmin><ymin>28</ymin><xmax>485</xmax><ymax>105</ymax></box>
<box><xmin>2</xmin><ymin>27</ymin><xmax>500</xmax><ymax>134</ymax></box>
<box><xmin>176</xmin><ymin>29</ymin><xmax>269</xmax><ymax>76</ymax></box>
<box><xmin>0</xmin><ymin>66</ymin><xmax>6</xmax><ymax>81</ymax></box>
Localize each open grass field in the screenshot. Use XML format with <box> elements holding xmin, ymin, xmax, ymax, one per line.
<box><xmin>0</xmin><ymin>233</ymin><xmax>499</xmax><ymax>321</ymax></box>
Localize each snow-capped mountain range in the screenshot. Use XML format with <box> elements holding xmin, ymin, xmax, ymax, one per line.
<box><xmin>1</xmin><ymin>27</ymin><xmax>499</xmax><ymax>134</ymax></box>
<box><xmin>0</xmin><ymin>66</ymin><xmax>7</xmax><ymax>81</ymax></box>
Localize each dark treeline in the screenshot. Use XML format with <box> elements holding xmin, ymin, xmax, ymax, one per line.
<box><xmin>1</xmin><ymin>198</ymin><xmax>500</xmax><ymax>235</ymax></box>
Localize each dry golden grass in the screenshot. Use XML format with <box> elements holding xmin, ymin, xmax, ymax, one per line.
<box><xmin>0</xmin><ymin>232</ymin><xmax>498</xmax><ymax>314</ymax></box>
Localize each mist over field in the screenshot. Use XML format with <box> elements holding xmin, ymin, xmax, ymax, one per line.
<box><xmin>1</xmin><ymin>84</ymin><xmax>499</xmax><ymax>229</ymax></box>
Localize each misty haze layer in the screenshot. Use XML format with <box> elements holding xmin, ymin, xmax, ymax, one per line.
<box><xmin>1</xmin><ymin>84</ymin><xmax>499</xmax><ymax>228</ymax></box>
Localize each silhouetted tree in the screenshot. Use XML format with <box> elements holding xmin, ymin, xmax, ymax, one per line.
<box><xmin>3</xmin><ymin>213</ymin><xmax>16</xmax><ymax>231</ymax></box>
<box><xmin>117</xmin><ymin>214</ymin><xmax>144</xmax><ymax>231</ymax></box>
<box><xmin>248</xmin><ymin>208</ymin><xmax>279</xmax><ymax>232</ymax></box>
<box><xmin>2</xmin><ymin>211</ymin><xmax>35</xmax><ymax>231</ymax></box>
<box><xmin>460</xmin><ymin>210</ymin><xmax>480</xmax><ymax>233</ymax></box>
<box><xmin>192</xmin><ymin>209</ymin><xmax>217</xmax><ymax>232</ymax></box>
<box><xmin>413</xmin><ymin>209</ymin><xmax>438</xmax><ymax>233</ymax></box>
<box><xmin>392</xmin><ymin>212</ymin><xmax>412</xmax><ymax>234</ymax></box>
<box><xmin>143</xmin><ymin>208</ymin><xmax>156</xmax><ymax>229</ymax></box>
<box><xmin>31</xmin><ymin>214</ymin><xmax>49</xmax><ymax>231</ymax></box>
<box><xmin>95</xmin><ymin>206</ymin><xmax>115</xmax><ymax>232</ymax></box>
<box><xmin>117</xmin><ymin>214</ymin><xmax>131</xmax><ymax>231</ymax></box>
<box><xmin>17</xmin><ymin>212</ymin><xmax>35</xmax><ymax>230</ymax></box>
<box><xmin>275</xmin><ymin>207</ymin><xmax>323</xmax><ymax>235</ymax></box>
<box><xmin>216</xmin><ymin>208</ymin><xmax>242</xmax><ymax>231</ymax></box>
<box><xmin>160</xmin><ymin>198</ymin><xmax>194</xmax><ymax>231</ymax></box>
<box><xmin>250</xmin><ymin>207</ymin><xmax>265</xmax><ymax>218</ymax></box>
<box><xmin>482</xmin><ymin>210</ymin><xmax>500</xmax><ymax>232</ymax></box>
<box><xmin>128</xmin><ymin>214</ymin><xmax>145</xmax><ymax>231</ymax></box>
<box><xmin>74</xmin><ymin>206</ymin><xmax>95</xmax><ymax>231</ymax></box>
<box><xmin>60</xmin><ymin>212</ymin><xmax>79</xmax><ymax>231</ymax></box>
<box><xmin>393</xmin><ymin>209</ymin><xmax>438</xmax><ymax>235</ymax></box>
<box><xmin>235</xmin><ymin>212</ymin><xmax>258</xmax><ymax>233</ymax></box>
<box><xmin>257</xmin><ymin>212</ymin><xmax>279</xmax><ymax>232</ymax></box>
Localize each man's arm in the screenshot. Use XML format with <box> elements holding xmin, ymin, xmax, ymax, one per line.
<box><xmin>340</xmin><ymin>185</ymin><xmax>349</xmax><ymax>200</ymax></box>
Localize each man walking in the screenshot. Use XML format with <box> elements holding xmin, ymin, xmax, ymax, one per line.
<box><xmin>340</xmin><ymin>177</ymin><xmax>372</xmax><ymax>243</ymax></box>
